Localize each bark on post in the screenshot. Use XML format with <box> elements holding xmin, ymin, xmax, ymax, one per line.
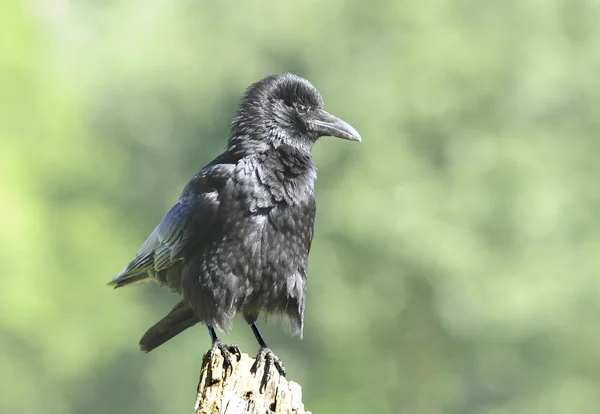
<box><xmin>194</xmin><ymin>351</ymin><xmax>311</xmax><ymax>414</ymax></box>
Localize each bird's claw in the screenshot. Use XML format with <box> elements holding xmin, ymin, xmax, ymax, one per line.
<box><xmin>207</xmin><ymin>341</ymin><xmax>241</xmax><ymax>376</ymax></box>
<box><xmin>250</xmin><ymin>346</ymin><xmax>286</xmax><ymax>392</ymax></box>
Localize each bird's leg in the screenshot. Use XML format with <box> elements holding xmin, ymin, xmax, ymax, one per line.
<box><xmin>249</xmin><ymin>322</ymin><xmax>286</xmax><ymax>391</ymax></box>
<box><xmin>205</xmin><ymin>325</ymin><xmax>241</xmax><ymax>375</ymax></box>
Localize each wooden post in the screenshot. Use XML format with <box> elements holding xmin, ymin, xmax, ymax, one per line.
<box><xmin>194</xmin><ymin>351</ymin><xmax>311</xmax><ymax>414</ymax></box>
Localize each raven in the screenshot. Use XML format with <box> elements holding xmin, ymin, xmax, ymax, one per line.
<box><xmin>109</xmin><ymin>73</ymin><xmax>360</xmax><ymax>385</ymax></box>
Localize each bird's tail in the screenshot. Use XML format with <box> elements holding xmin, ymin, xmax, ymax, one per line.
<box><xmin>107</xmin><ymin>268</ymin><xmax>150</xmax><ymax>289</ymax></box>
<box><xmin>139</xmin><ymin>300</ymin><xmax>199</xmax><ymax>352</ymax></box>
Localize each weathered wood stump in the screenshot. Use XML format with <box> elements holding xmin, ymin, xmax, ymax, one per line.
<box><xmin>194</xmin><ymin>351</ymin><xmax>311</xmax><ymax>414</ymax></box>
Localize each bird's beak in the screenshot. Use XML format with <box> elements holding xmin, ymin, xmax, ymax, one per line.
<box><xmin>309</xmin><ymin>109</ymin><xmax>362</xmax><ymax>142</ymax></box>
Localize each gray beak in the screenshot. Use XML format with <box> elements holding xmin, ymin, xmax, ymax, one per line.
<box><xmin>309</xmin><ymin>109</ymin><xmax>362</xmax><ymax>142</ymax></box>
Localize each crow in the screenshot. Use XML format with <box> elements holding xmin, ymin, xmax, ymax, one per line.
<box><xmin>109</xmin><ymin>73</ymin><xmax>360</xmax><ymax>386</ymax></box>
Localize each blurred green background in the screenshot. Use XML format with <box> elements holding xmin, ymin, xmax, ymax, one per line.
<box><xmin>2</xmin><ymin>0</ymin><xmax>600</xmax><ymax>413</ymax></box>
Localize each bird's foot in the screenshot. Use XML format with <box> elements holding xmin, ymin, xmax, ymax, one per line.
<box><xmin>207</xmin><ymin>341</ymin><xmax>241</xmax><ymax>376</ymax></box>
<box><xmin>250</xmin><ymin>346</ymin><xmax>286</xmax><ymax>392</ymax></box>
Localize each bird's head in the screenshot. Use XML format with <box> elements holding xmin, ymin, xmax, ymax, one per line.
<box><xmin>229</xmin><ymin>73</ymin><xmax>361</xmax><ymax>154</ymax></box>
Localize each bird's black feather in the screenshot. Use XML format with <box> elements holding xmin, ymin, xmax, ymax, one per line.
<box><xmin>139</xmin><ymin>300</ymin><xmax>198</xmax><ymax>352</ymax></box>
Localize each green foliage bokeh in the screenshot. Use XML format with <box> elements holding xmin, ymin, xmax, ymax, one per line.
<box><xmin>2</xmin><ymin>1</ymin><xmax>600</xmax><ymax>413</ymax></box>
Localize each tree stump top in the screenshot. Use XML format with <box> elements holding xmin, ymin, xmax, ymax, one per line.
<box><xmin>195</xmin><ymin>351</ymin><xmax>311</xmax><ymax>414</ymax></box>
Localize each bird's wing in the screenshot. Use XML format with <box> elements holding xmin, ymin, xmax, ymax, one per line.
<box><xmin>141</xmin><ymin>195</ymin><xmax>214</xmax><ymax>268</ymax></box>
<box><xmin>109</xmin><ymin>179</ymin><xmax>223</xmax><ymax>290</ymax></box>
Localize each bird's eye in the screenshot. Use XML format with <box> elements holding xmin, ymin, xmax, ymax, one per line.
<box><xmin>296</xmin><ymin>104</ymin><xmax>309</xmax><ymax>114</ymax></box>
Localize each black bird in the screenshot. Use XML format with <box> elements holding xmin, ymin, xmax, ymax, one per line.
<box><xmin>109</xmin><ymin>73</ymin><xmax>360</xmax><ymax>386</ymax></box>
